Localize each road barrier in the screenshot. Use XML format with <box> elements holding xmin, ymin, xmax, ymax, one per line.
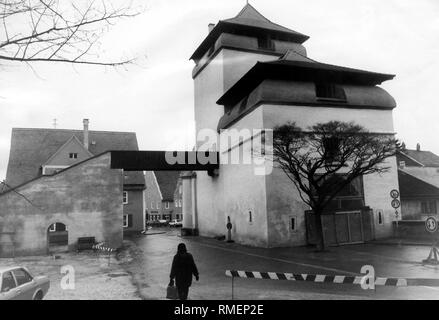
<box><xmin>92</xmin><ymin>243</ymin><xmax>116</xmax><ymax>252</ymax></box>
<box><xmin>225</xmin><ymin>270</ymin><xmax>439</xmax><ymax>288</ymax></box>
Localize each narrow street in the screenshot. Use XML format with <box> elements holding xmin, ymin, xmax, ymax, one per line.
<box><xmin>119</xmin><ymin>229</ymin><xmax>439</xmax><ymax>300</ymax></box>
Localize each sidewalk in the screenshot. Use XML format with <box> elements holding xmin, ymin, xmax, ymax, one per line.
<box><xmin>372</xmin><ymin>237</ymin><xmax>434</xmax><ymax>247</ymax></box>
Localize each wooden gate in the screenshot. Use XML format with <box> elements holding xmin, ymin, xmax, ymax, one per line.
<box><xmin>306</xmin><ymin>207</ymin><xmax>375</xmax><ymax>246</ymax></box>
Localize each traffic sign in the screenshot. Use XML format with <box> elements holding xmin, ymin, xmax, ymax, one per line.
<box><xmin>390</xmin><ymin>189</ymin><xmax>400</xmax><ymax>199</ymax></box>
<box><xmin>391</xmin><ymin>199</ymin><xmax>401</xmax><ymax>209</ymax></box>
<box><xmin>426</xmin><ymin>217</ymin><xmax>438</xmax><ymax>233</ymax></box>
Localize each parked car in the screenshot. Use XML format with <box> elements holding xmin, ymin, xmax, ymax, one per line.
<box><xmin>169</xmin><ymin>219</ymin><xmax>183</xmax><ymax>228</ymax></box>
<box><xmin>158</xmin><ymin>219</ymin><xmax>169</xmax><ymax>227</ymax></box>
<box><xmin>0</xmin><ymin>266</ymin><xmax>50</xmax><ymax>300</ymax></box>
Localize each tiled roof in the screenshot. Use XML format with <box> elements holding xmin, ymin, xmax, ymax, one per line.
<box><xmin>223</xmin><ymin>4</ymin><xmax>307</xmax><ymax>38</ymax></box>
<box><xmin>399</xmin><ymin>149</ymin><xmax>439</xmax><ymax>167</ymax></box>
<box><xmin>190</xmin><ymin>4</ymin><xmax>309</xmax><ymax>61</ymax></box>
<box><xmin>216</xmin><ymin>49</ymin><xmax>395</xmax><ymax>106</ymax></box>
<box><xmin>153</xmin><ymin>171</ymin><xmax>181</xmax><ymax>201</ymax></box>
<box><xmin>6</xmin><ymin>128</ymin><xmax>145</xmax><ymax>187</ymax></box>
<box><xmin>398</xmin><ymin>170</ymin><xmax>439</xmax><ymax>198</ymax></box>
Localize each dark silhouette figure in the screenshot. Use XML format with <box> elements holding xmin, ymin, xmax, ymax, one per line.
<box><xmin>169</xmin><ymin>243</ymin><xmax>199</xmax><ymax>300</ymax></box>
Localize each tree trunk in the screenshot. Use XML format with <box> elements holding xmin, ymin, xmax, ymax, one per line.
<box><xmin>314</xmin><ymin>210</ymin><xmax>326</xmax><ymax>251</ymax></box>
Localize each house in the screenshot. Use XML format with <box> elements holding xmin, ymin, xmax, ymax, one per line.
<box><xmin>181</xmin><ymin>4</ymin><xmax>399</xmax><ymax>247</ymax></box>
<box><xmin>144</xmin><ymin>171</ymin><xmax>182</xmax><ymax>222</ymax></box>
<box><xmin>0</xmin><ymin>120</ymin><xmax>145</xmax><ymax>257</ymax></box>
<box><xmin>397</xmin><ymin>145</ymin><xmax>439</xmax><ymax>220</ymax></box>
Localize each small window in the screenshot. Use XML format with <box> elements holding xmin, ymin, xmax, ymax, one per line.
<box><xmin>249</xmin><ymin>211</ymin><xmax>253</xmax><ymax>223</ymax></box>
<box><xmin>165</xmin><ymin>202</ymin><xmax>170</xmax><ymax>209</ymax></box>
<box><xmin>157</xmin><ymin>202</ymin><xmax>161</xmax><ymax>209</ymax></box>
<box><xmin>13</xmin><ymin>269</ymin><xmax>33</xmax><ymax>286</ymax></box>
<box><xmin>123</xmin><ymin>215</ymin><xmax>128</xmax><ymax>228</ymax></box>
<box><xmin>377</xmin><ymin>210</ymin><xmax>384</xmax><ymax>225</ymax></box>
<box><xmin>315</xmin><ymin>83</ymin><xmax>346</xmax><ymax>101</ymax></box>
<box><xmin>291</xmin><ymin>217</ymin><xmax>297</xmax><ymax>231</ymax></box>
<box><xmin>151</xmin><ymin>202</ymin><xmax>154</xmax><ymax>209</ymax></box>
<box><xmin>69</xmin><ymin>153</ymin><xmax>78</xmax><ymax>159</ymax></box>
<box><xmin>421</xmin><ymin>201</ymin><xmax>437</xmax><ymax>214</ymax></box>
<box><xmin>1</xmin><ymin>272</ymin><xmax>16</xmax><ymax>292</ymax></box>
<box><xmin>123</xmin><ymin>191</ymin><xmax>128</xmax><ymax>204</ymax></box>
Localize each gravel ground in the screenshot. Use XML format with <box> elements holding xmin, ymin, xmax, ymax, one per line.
<box><xmin>0</xmin><ymin>249</ymin><xmax>140</xmax><ymax>300</ymax></box>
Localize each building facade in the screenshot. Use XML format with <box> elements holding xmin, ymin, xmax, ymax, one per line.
<box><xmin>0</xmin><ymin>120</ymin><xmax>145</xmax><ymax>256</ymax></box>
<box><xmin>397</xmin><ymin>146</ymin><xmax>439</xmax><ymax>220</ymax></box>
<box><xmin>182</xmin><ymin>4</ymin><xmax>400</xmax><ymax>247</ymax></box>
<box><xmin>144</xmin><ymin>171</ymin><xmax>182</xmax><ymax>222</ymax></box>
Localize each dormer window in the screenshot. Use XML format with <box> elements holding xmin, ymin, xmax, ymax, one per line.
<box><xmin>315</xmin><ymin>83</ymin><xmax>346</xmax><ymax>102</ymax></box>
<box><xmin>69</xmin><ymin>153</ymin><xmax>78</xmax><ymax>159</ymax></box>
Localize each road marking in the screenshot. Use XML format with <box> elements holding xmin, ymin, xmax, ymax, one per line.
<box><xmin>173</xmin><ymin>236</ymin><xmax>358</xmax><ymax>276</ymax></box>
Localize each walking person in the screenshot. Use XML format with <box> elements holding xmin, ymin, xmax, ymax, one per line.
<box><xmin>169</xmin><ymin>243</ymin><xmax>199</xmax><ymax>300</ymax></box>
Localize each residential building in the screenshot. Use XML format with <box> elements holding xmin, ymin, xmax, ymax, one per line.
<box><xmin>0</xmin><ymin>120</ymin><xmax>145</xmax><ymax>257</ymax></box>
<box><xmin>397</xmin><ymin>145</ymin><xmax>439</xmax><ymax>220</ymax></box>
<box><xmin>144</xmin><ymin>171</ymin><xmax>181</xmax><ymax>222</ymax></box>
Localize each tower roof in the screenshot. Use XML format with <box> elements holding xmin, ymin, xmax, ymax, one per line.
<box><xmin>217</xmin><ymin>49</ymin><xmax>395</xmax><ymax>106</ymax></box>
<box><xmin>190</xmin><ymin>4</ymin><xmax>309</xmax><ymax>61</ymax></box>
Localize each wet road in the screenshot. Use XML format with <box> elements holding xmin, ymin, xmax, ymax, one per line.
<box><xmin>121</xmin><ymin>229</ymin><xmax>439</xmax><ymax>300</ymax></box>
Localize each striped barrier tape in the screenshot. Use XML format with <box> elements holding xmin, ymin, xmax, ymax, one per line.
<box><xmin>92</xmin><ymin>243</ymin><xmax>116</xmax><ymax>253</ymax></box>
<box><xmin>225</xmin><ymin>270</ymin><xmax>439</xmax><ymax>287</ymax></box>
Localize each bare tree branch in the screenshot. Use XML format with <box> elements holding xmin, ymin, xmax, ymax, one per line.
<box><xmin>0</xmin><ymin>0</ymin><xmax>142</xmax><ymax>66</ymax></box>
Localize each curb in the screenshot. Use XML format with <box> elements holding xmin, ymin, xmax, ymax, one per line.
<box><xmin>371</xmin><ymin>240</ymin><xmax>432</xmax><ymax>247</ymax></box>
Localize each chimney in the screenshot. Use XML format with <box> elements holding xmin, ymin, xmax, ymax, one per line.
<box><xmin>208</xmin><ymin>23</ymin><xmax>215</xmax><ymax>33</ymax></box>
<box><xmin>416</xmin><ymin>143</ymin><xmax>421</xmax><ymax>152</ymax></box>
<box><xmin>83</xmin><ymin>119</ymin><xmax>89</xmax><ymax>150</ymax></box>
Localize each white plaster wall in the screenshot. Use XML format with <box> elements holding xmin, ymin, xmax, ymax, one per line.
<box><xmin>262</xmin><ymin>104</ymin><xmax>395</xmax><ymax>133</ymax></box>
<box><xmin>262</xmin><ymin>103</ymin><xmax>399</xmax><ymax>241</ymax></box>
<box><xmin>194</xmin><ymin>48</ymin><xmax>279</xmax><ymax>243</ymax></box>
<box><xmin>222</xmin><ymin>49</ymin><xmax>278</xmax><ymax>92</ymax></box>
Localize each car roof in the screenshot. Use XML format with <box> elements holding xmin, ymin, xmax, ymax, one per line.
<box><xmin>0</xmin><ymin>266</ymin><xmax>22</xmax><ymax>273</ymax></box>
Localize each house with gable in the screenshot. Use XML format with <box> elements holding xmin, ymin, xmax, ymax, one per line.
<box><xmin>397</xmin><ymin>144</ymin><xmax>439</xmax><ymax>220</ymax></box>
<box><xmin>0</xmin><ymin>119</ymin><xmax>145</xmax><ymax>257</ymax></box>
<box><xmin>144</xmin><ymin>171</ymin><xmax>181</xmax><ymax>222</ymax></box>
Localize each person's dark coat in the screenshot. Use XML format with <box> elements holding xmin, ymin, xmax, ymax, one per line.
<box><xmin>170</xmin><ymin>244</ymin><xmax>199</xmax><ymax>288</ymax></box>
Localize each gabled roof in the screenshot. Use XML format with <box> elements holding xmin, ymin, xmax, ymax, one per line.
<box><xmin>398</xmin><ymin>149</ymin><xmax>439</xmax><ymax>168</ymax></box>
<box><xmin>190</xmin><ymin>4</ymin><xmax>309</xmax><ymax>61</ymax></box>
<box><xmin>398</xmin><ymin>170</ymin><xmax>439</xmax><ymax>199</ymax></box>
<box><xmin>217</xmin><ymin>49</ymin><xmax>395</xmax><ymax>106</ymax></box>
<box><xmin>43</xmin><ymin>135</ymin><xmax>94</xmax><ymax>166</ymax></box>
<box><xmin>153</xmin><ymin>171</ymin><xmax>181</xmax><ymax>201</ymax></box>
<box><xmin>6</xmin><ymin>128</ymin><xmax>145</xmax><ymax>187</ymax></box>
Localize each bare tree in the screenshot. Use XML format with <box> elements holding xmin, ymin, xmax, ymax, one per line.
<box><xmin>272</xmin><ymin>121</ymin><xmax>399</xmax><ymax>251</ymax></box>
<box><xmin>0</xmin><ymin>0</ymin><xmax>141</xmax><ymax>66</ymax></box>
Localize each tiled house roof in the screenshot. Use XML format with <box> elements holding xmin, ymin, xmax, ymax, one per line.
<box><xmin>153</xmin><ymin>171</ymin><xmax>181</xmax><ymax>201</ymax></box>
<box><xmin>398</xmin><ymin>170</ymin><xmax>439</xmax><ymax>199</ymax></box>
<box><xmin>190</xmin><ymin>4</ymin><xmax>309</xmax><ymax>61</ymax></box>
<box><xmin>6</xmin><ymin>128</ymin><xmax>145</xmax><ymax>187</ymax></box>
<box><xmin>398</xmin><ymin>149</ymin><xmax>439</xmax><ymax>167</ymax></box>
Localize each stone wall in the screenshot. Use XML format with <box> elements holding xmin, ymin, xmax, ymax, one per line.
<box><xmin>0</xmin><ymin>153</ymin><xmax>123</xmax><ymax>257</ymax></box>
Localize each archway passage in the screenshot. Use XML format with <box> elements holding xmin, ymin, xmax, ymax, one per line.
<box><xmin>47</xmin><ymin>223</ymin><xmax>68</xmax><ymax>253</ymax></box>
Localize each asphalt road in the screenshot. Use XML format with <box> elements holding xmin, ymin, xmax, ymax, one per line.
<box><xmin>121</xmin><ymin>229</ymin><xmax>439</xmax><ymax>300</ymax></box>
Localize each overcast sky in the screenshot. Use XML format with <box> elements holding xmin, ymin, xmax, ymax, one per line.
<box><xmin>1</xmin><ymin>0</ymin><xmax>439</xmax><ymax>180</ymax></box>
